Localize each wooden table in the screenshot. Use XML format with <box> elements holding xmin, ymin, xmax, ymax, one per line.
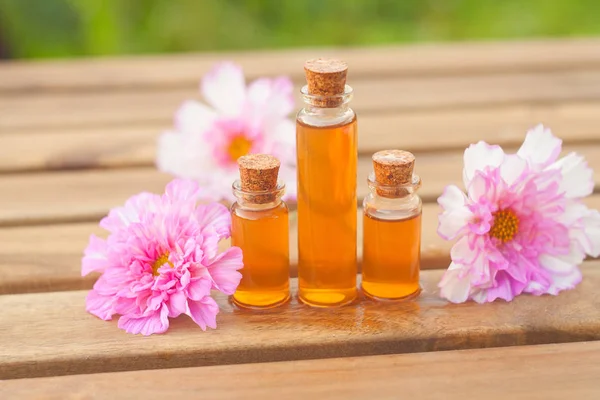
<box><xmin>1</xmin><ymin>39</ymin><xmax>600</xmax><ymax>399</ymax></box>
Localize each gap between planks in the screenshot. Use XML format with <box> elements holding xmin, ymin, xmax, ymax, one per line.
<box><xmin>2</xmin><ymin>341</ymin><xmax>599</xmax><ymax>399</ymax></box>
<box><xmin>2</xmin><ymin>194</ymin><xmax>600</xmax><ymax>295</ymax></box>
<box><xmin>2</xmin><ymin>38</ymin><xmax>600</xmax><ymax>93</ymax></box>
<box><xmin>2</xmin><ymin>101</ymin><xmax>600</xmax><ymax>172</ymax></box>
<box><xmin>2</xmin><ymin>69</ymin><xmax>600</xmax><ymax>133</ymax></box>
<box><xmin>1</xmin><ymin>262</ymin><xmax>600</xmax><ymax>380</ymax></box>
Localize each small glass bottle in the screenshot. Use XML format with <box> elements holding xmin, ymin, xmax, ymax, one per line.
<box><xmin>231</xmin><ymin>154</ymin><xmax>290</xmax><ymax>309</ymax></box>
<box><xmin>296</xmin><ymin>59</ymin><xmax>358</xmax><ymax>307</ymax></box>
<box><xmin>362</xmin><ymin>150</ymin><xmax>422</xmax><ymax>301</ymax></box>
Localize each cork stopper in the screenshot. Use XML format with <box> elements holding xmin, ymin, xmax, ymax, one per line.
<box><xmin>372</xmin><ymin>150</ymin><xmax>415</xmax><ymax>198</ymax></box>
<box><xmin>304</xmin><ymin>58</ymin><xmax>348</xmax><ymax>107</ymax></box>
<box><xmin>238</xmin><ymin>154</ymin><xmax>280</xmax><ymax>204</ymax></box>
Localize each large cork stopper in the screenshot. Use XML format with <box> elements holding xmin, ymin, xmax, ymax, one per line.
<box><xmin>372</xmin><ymin>150</ymin><xmax>415</xmax><ymax>198</ymax></box>
<box><xmin>304</xmin><ymin>58</ymin><xmax>348</xmax><ymax>107</ymax></box>
<box><xmin>238</xmin><ymin>154</ymin><xmax>280</xmax><ymax>203</ymax></box>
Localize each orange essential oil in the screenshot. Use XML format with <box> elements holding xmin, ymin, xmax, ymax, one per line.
<box><xmin>362</xmin><ymin>150</ymin><xmax>422</xmax><ymax>301</ymax></box>
<box><xmin>296</xmin><ymin>58</ymin><xmax>358</xmax><ymax>307</ymax></box>
<box><xmin>231</xmin><ymin>154</ymin><xmax>290</xmax><ymax>309</ymax></box>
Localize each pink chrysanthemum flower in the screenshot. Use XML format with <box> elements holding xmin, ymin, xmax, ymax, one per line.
<box><xmin>157</xmin><ymin>62</ymin><xmax>296</xmax><ymax>202</ymax></box>
<box><xmin>81</xmin><ymin>179</ymin><xmax>243</xmax><ymax>335</ymax></box>
<box><xmin>438</xmin><ymin>125</ymin><xmax>600</xmax><ymax>303</ymax></box>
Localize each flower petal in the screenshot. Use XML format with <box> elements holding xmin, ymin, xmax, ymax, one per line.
<box><xmin>206</xmin><ymin>247</ymin><xmax>244</xmax><ymax>295</ymax></box>
<box><xmin>438</xmin><ymin>263</ymin><xmax>472</xmax><ymax>303</ymax></box>
<box><xmin>548</xmin><ymin>152</ymin><xmax>594</xmax><ymax>199</ymax></box>
<box><xmin>438</xmin><ymin>185</ymin><xmax>473</xmax><ymax>240</ymax></box>
<box><xmin>539</xmin><ymin>251</ymin><xmax>582</xmax><ymax>275</ymax></box>
<box><xmin>201</xmin><ymin>62</ymin><xmax>246</xmax><ymax>116</ymax></box>
<box><xmin>484</xmin><ymin>270</ymin><xmax>525</xmax><ymax>302</ymax></box>
<box><xmin>246</xmin><ymin>76</ymin><xmax>295</xmax><ymax>118</ymax></box>
<box><xmin>581</xmin><ymin>208</ymin><xmax>600</xmax><ymax>257</ymax></box>
<box><xmin>100</xmin><ymin>192</ymin><xmax>158</xmax><ymax>232</ymax></box>
<box><xmin>500</xmin><ymin>154</ymin><xmax>528</xmax><ymax>187</ymax></box>
<box><xmin>175</xmin><ymin>100</ymin><xmax>217</xmax><ymax>135</ymax></box>
<box><xmin>544</xmin><ymin>267</ymin><xmax>582</xmax><ymax>295</ymax></box>
<box><xmin>196</xmin><ymin>203</ymin><xmax>232</xmax><ymax>239</ymax></box>
<box><xmin>438</xmin><ymin>185</ymin><xmax>467</xmax><ymax>211</ymax></box>
<box><xmin>517</xmin><ymin>124</ymin><xmax>562</xmax><ymax>168</ymax></box>
<box><xmin>450</xmin><ymin>236</ymin><xmax>479</xmax><ymax>265</ymax></box>
<box><xmin>187</xmin><ymin>296</ymin><xmax>219</xmax><ymax>331</ymax></box>
<box><xmin>81</xmin><ymin>235</ymin><xmax>108</xmax><ymax>276</ymax></box>
<box><xmin>164</xmin><ymin>179</ymin><xmax>202</xmax><ymax>204</ymax></box>
<box><xmin>118</xmin><ymin>304</ymin><xmax>170</xmax><ymax>336</ymax></box>
<box><xmin>438</xmin><ymin>207</ymin><xmax>473</xmax><ymax>241</ymax></box>
<box><xmin>85</xmin><ymin>289</ymin><xmax>116</xmax><ymax>320</ymax></box>
<box><xmin>187</xmin><ymin>277</ymin><xmax>212</xmax><ymax>301</ymax></box>
<box><xmin>168</xmin><ymin>290</ymin><xmax>188</xmax><ymax>318</ymax></box>
<box><xmin>156</xmin><ymin>129</ymin><xmax>216</xmax><ymax>181</ymax></box>
<box><xmin>462</xmin><ymin>141</ymin><xmax>505</xmax><ymax>187</ymax></box>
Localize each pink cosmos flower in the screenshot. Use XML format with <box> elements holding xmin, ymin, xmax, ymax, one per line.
<box><xmin>81</xmin><ymin>179</ymin><xmax>243</xmax><ymax>335</ymax></box>
<box><xmin>438</xmin><ymin>124</ymin><xmax>600</xmax><ymax>303</ymax></box>
<box><xmin>157</xmin><ymin>62</ymin><xmax>296</xmax><ymax>202</ymax></box>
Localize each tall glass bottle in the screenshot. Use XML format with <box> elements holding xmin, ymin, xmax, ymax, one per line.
<box><xmin>296</xmin><ymin>59</ymin><xmax>358</xmax><ymax>307</ymax></box>
<box><xmin>231</xmin><ymin>154</ymin><xmax>290</xmax><ymax>309</ymax></box>
<box><xmin>362</xmin><ymin>150</ymin><xmax>422</xmax><ymax>300</ymax></box>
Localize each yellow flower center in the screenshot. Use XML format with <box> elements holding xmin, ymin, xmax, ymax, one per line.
<box><xmin>152</xmin><ymin>252</ymin><xmax>173</xmax><ymax>276</ymax></box>
<box><xmin>489</xmin><ymin>209</ymin><xmax>519</xmax><ymax>243</ymax></box>
<box><xmin>228</xmin><ymin>136</ymin><xmax>253</xmax><ymax>162</ymax></box>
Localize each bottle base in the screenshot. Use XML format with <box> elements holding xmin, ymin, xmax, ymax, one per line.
<box><xmin>298</xmin><ymin>288</ymin><xmax>358</xmax><ymax>308</ymax></box>
<box><xmin>361</xmin><ymin>282</ymin><xmax>421</xmax><ymax>302</ymax></box>
<box><xmin>232</xmin><ymin>291</ymin><xmax>291</xmax><ymax>310</ymax></box>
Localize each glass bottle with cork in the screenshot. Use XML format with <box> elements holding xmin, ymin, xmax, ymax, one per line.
<box><xmin>296</xmin><ymin>59</ymin><xmax>358</xmax><ymax>307</ymax></box>
<box><xmin>362</xmin><ymin>150</ymin><xmax>422</xmax><ymax>300</ymax></box>
<box><xmin>231</xmin><ymin>154</ymin><xmax>290</xmax><ymax>309</ymax></box>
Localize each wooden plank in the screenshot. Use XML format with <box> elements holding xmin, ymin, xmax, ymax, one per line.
<box><xmin>2</xmin><ymin>195</ymin><xmax>599</xmax><ymax>295</ymax></box>
<box><xmin>2</xmin><ymin>38</ymin><xmax>600</xmax><ymax>93</ymax></box>
<box><xmin>0</xmin><ymin>200</ymin><xmax>445</xmax><ymax>295</ymax></box>
<box><xmin>1</xmin><ymin>146</ymin><xmax>599</xmax><ymax>226</ymax></box>
<box><xmin>2</xmin><ymin>70</ymin><xmax>600</xmax><ymax>133</ymax></box>
<box><xmin>3</xmin><ymin>342</ymin><xmax>599</xmax><ymax>398</ymax></box>
<box><xmin>2</xmin><ymin>102</ymin><xmax>600</xmax><ymax>173</ymax></box>
<box><xmin>0</xmin><ymin>168</ymin><xmax>173</xmax><ymax>226</ymax></box>
<box><xmin>1</xmin><ymin>262</ymin><xmax>600</xmax><ymax>380</ymax></box>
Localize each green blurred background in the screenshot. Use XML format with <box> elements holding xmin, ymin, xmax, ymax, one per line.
<box><xmin>1</xmin><ymin>0</ymin><xmax>599</xmax><ymax>60</ymax></box>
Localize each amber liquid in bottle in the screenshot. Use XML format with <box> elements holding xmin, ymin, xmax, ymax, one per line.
<box><xmin>361</xmin><ymin>150</ymin><xmax>422</xmax><ymax>301</ymax></box>
<box><xmin>296</xmin><ymin>115</ymin><xmax>358</xmax><ymax>307</ymax></box>
<box><xmin>231</xmin><ymin>154</ymin><xmax>290</xmax><ymax>309</ymax></box>
<box><xmin>231</xmin><ymin>202</ymin><xmax>290</xmax><ymax>308</ymax></box>
<box><xmin>362</xmin><ymin>213</ymin><xmax>421</xmax><ymax>300</ymax></box>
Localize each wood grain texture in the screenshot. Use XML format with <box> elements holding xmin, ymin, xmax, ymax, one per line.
<box><xmin>0</xmin><ymin>201</ymin><xmax>447</xmax><ymax>294</ymax></box>
<box><xmin>3</xmin><ymin>342</ymin><xmax>600</xmax><ymax>399</ymax></box>
<box><xmin>1</xmin><ymin>148</ymin><xmax>599</xmax><ymax>227</ymax></box>
<box><xmin>1</xmin><ymin>263</ymin><xmax>600</xmax><ymax>380</ymax></box>
<box><xmin>2</xmin><ymin>195</ymin><xmax>600</xmax><ymax>295</ymax></box>
<box><xmin>2</xmin><ymin>70</ymin><xmax>600</xmax><ymax>133</ymax></box>
<box><xmin>2</xmin><ymin>38</ymin><xmax>600</xmax><ymax>93</ymax></box>
<box><xmin>2</xmin><ymin>103</ymin><xmax>600</xmax><ymax>173</ymax></box>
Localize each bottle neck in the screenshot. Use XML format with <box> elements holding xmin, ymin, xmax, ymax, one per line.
<box><xmin>232</xmin><ymin>180</ymin><xmax>285</xmax><ymax>210</ymax></box>
<box><xmin>298</xmin><ymin>84</ymin><xmax>354</xmax><ymax>127</ymax></box>
<box><xmin>364</xmin><ymin>173</ymin><xmax>422</xmax><ymax>215</ymax></box>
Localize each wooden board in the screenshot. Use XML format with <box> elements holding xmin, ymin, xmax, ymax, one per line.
<box><xmin>2</xmin><ymin>103</ymin><xmax>600</xmax><ymax>173</ymax></box>
<box><xmin>3</xmin><ymin>70</ymin><xmax>600</xmax><ymax>133</ymax></box>
<box><xmin>1</xmin><ymin>149</ymin><xmax>599</xmax><ymax>227</ymax></box>
<box><xmin>3</xmin><ymin>342</ymin><xmax>599</xmax><ymax>399</ymax></box>
<box><xmin>2</xmin><ymin>38</ymin><xmax>600</xmax><ymax>93</ymax></box>
<box><xmin>0</xmin><ymin>201</ymin><xmax>445</xmax><ymax>295</ymax></box>
<box><xmin>1</xmin><ymin>262</ymin><xmax>600</xmax><ymax>380</ymax></box>
<box><xmin>3</xmin><ymin>195</ymin><xmax>600</xmax><ymax>295</ymax></box>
